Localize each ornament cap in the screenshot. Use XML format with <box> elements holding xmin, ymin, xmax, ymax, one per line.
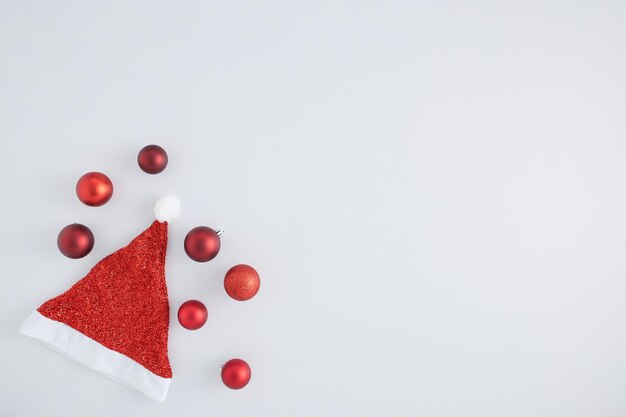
<box><xmin>154</xmin><ymin>195</ymin><xmax>181</xmax><ymax>223</ymax></box>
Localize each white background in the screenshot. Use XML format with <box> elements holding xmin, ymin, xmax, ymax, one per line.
<box><xmin>1</xmin><ymin>1</ymin><xmax>626</xmax><ymax>416</ymax></box>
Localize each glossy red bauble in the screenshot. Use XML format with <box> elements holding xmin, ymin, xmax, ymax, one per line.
<box><xmin>221</xmin><ymin>358</ymin><xmax>251</xmax><ymax>390</ymax></box>
<box><xmin>57</xmin><ymin>224</ymin><xmax>95</xmax><ymax>259</ymax></box>
<box><xmin>138</xmin><ymin>144</ymin><xmax>168</xmax><ymax>174</ymax></box>
<box><xmin>224</xmin><ymin>264</ymin><xmax>260</xmax><ymax>301</ymax></box>
<box><xmin>177</xmin><ymin>300</ymin><xmax>208</xmax><ymax>330</ymax></box>
<box><xmin>184</xmin><ymin>226</ymin><xmax>221</xmax><ymax>262</ymax></box>
<box><xmin>76</xmin><ymin>172</ymin><xmax>113</xmax><ymax>207</ymax></box>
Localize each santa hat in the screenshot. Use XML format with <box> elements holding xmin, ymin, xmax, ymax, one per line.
<box><xmin>20</xmin><ymin>196</ymin><xmax>181</xmax><ymax>402</ymax></box>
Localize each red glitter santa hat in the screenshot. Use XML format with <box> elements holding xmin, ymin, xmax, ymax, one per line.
<box><xmin>20</xmin><ymin>196</ymin><xmax>181</xmax><ymax>402</ymax></box>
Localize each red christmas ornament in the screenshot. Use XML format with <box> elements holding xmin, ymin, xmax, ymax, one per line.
<box><xmin>138</xmin><ymin>144</ymin><xmax>168</xmax><ymax>174</ymax></box>
<box><xmin>221</xmin><ymin>358</ymin><xmax>251</xmax><ymax>390</ymax></box>
<box><xmin>224</xmin><ymin>264</ymin><xmax>260</xmax><ymax>301</ymax></box>
<box><xmin>177</xmin><ymin>300</ymin><xmax>208</xmax><ymax>330</ymax></box>
<box><xmin>184</xmin><ymin>226</ymin><xmax>221</xmax><ymax>262</ymax></box>
<box><xmin>76</xmin><ymin>172</ymin><xmax>113</xmax><ymax>207</ymax></box>
<box><xmin>57</xmin><ymin>223</ymin><xmax>94</xmax><ymax>259</ymax></box>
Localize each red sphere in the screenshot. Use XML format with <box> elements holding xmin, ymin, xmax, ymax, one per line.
<box><xmin>57</xmin><ymin>224</ymin><xmax>94</xmax><ymax>259</ymax></box>
<box><xmin>76</xmin><ymin>172</ymin><xmax>113</xmax><ymax>207</ymax></box>
<box><xmin>224</xmin><ymin>264</ymin><xmax>260</xmax><ymax>301</ymax></box>
<box><xmin>177</xmin><ymin>300</ymin><xmax>208</xmax><ymax>330</ymax></box>
<box><xmin>184</xmin><ymin>226</ymin><xmax>221</xmax><ymax>262</ymax></box>
<box><xmin>138</xmin><ymin>144</ymin><xmax>168</xmax><ymax>174</ymax></box>
<box><xmin>221</xmin><ymin>359</ymin><xmax>251</xmax><ymax>389</ymax></box>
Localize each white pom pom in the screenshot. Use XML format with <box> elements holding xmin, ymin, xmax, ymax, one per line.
<box><xmin>154</xmin><ymin>195</ymin><xmax>181</xmax><ymax>223</ymax></box>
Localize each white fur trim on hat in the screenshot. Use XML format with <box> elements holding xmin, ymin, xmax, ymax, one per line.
<box><xmin>20</xmin><ymin>311</ymin><xmax>171</xmax><ymax>402</ymax></box>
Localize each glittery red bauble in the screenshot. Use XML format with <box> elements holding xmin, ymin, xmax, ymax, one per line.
<box><xmin>224</xmin><ymin>264</ymin><xmax>260</xmax><ymax>301</ymax></box>
<box><xmin>221</xmin><ymin>358</ymin><xmax>251</xmax><ymax>389</ymax></box>
<box><xmin>184</xmin><ymin>226</ymin><xmax>221</xmax><ymax>262</ymax></box>
<box><xmin>138</xmin><ymin>144</ymin><xmax>168</xmax><ymax>174</ymax></box>
<box><xmin>177</xmin><ymin>300</ymin><xmax>208</xmax><ymax>330</ymax></box>
<box><xmin>57</xmin><ymin>223</ymin><xmax>94</xmax><ymax>259</ymax></box>
<box><xmin>76</xmin><ymin>172</ymin><xmax>113</xmax><ymax>206</ymax></box>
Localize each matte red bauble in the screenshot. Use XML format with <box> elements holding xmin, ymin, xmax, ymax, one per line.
<box><xmin>138</xmin><ymin>144</ymin><xmax>168</xmax><ymax>174</ymax></box>
<box><xmin>221</xmin><ymin>358</ymin><xmax>251</xmax><ymax>390</ymax></box>
<box><xmin>184</xmin><ymin>226</ymin><xmax>221</xmax><ymax>262</ymax></box>
<box><xmin>177</xmin><ymin>300</ymin><xmax>208</xmax><ymax>330</ymax></box>
<box><xmin>224</xmin><ymin>264</ymin><xmax>260</xmax><ymax>301</ymax></box>
<box><xmin>76</xmin><ymin>172</ymin><xmax>113</xmax><ymax>206</ymax></box>
<box><xmin>57</xmin><ymin>224</ymin><xmax>95</xmax><ymax>259</ymax></box>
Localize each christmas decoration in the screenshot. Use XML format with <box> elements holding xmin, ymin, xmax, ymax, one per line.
<box><xmin>76</xmin><ymin>172</ymin><xmax>113</xmax><ymax>207</ymax></box>
<box><xmin>24</xmin><ymin>145</ymin><xmax>264</xmax><ymax>401</ymax></box>
<box><xmin>138</xmin><ymin>144</ymin><xmax>168</xmax><ymax>174</ymax></box>
<box><xmin>221</xmin><ymin>358</ymin><xmax>251</xmax><ymax>389</ymax></box>
<box><xmin>21</xmin><ymin>197</ymin><xmax>181</xmax><ymax>402</ymax></box>
<box><xmin>184</xmin><ymin>226</ymin><xmax>222</xmax><ymax>262</ymax></box>
<box><xmin>224</xmin><ymin>264</ymin><xmax>260</xmax><ymax>301</ymax></box>
<box><xmin>177</xmin><ymin>300</ymin><xmax>208</xmax><ymax>330</ymax></box>
<box><xmin>57</xmin><ymin>223</ymin><xmax>95</xmax><ymax>259</ymax></box>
